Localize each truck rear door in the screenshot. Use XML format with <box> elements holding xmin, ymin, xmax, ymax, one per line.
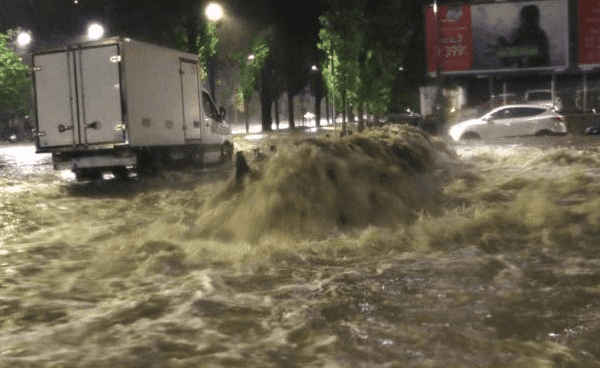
<box><xmin>180</xmin><ymin>60</ymin><xmax>202</xmax><ymax>141</ymax></box>
<box><xmin>34</xmin><ymin>44</ymin><xmax>124</xmax><ymax>149</ymax></box>
<box><xmin>34</xmin><ymin>51</ymin><xmax>77</xmax><ymax>148</ymax></box>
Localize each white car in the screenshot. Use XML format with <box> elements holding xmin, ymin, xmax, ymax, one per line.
<box><xmin>448</xmin><ymin>104</ymin><xmax>567</xmax><ymax>141</ymax></box>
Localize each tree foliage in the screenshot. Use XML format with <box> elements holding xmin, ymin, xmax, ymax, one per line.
<box><xmin>196</xmin><ymin>22</ymin><xmax>220</xmax><ymax>80</ymax></box>
<box><xmin>0</xmin><ymin>30</ymin><xmax>31</xmax><ymax>115</ymax></box>
<box><xmin>318</xmin><ymin>0</ymin><xmax>416</xmax><ymax>126</ymax></box>
<box><xmin>318</xmin><ymin>11</ymin><xmax>362</xmax><ymax>122</ymax></box>
<box><xmin>231</xmin><ymin>33</ymin><xmax>270</xmax><ymax>132</ymax></box>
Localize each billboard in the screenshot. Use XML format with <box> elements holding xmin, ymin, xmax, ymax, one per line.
<box><xmin>579</xmin><ymin>0</ymin><xmax>600</xmax><ymax>68</ymax></box>
<box><xmin>426</xmin><ymin>0</ymin><xmax>569</xmax><ymax>75</ymax></box>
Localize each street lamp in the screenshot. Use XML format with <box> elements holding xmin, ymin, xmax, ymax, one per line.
<box><xmin>204</xmin><ymin>2</ymin><xmax>224</xmax><ymax>99</ymax></box>
<box><xmin>87</xmin><ymin>23</ymin><xmax>105</xmax><ymax>41</ymax></box>
<box><xmin>205</xmin><ymin>3</ymin><xmax>224</xmax><ymax>22</ymax></box>
<box><xmin>16</xmin><ymin>32</ymin><xmax>32</xmax><ymax>48</ymax></box>
<box><xmin>8</xmin><ymin>29</ymin><xmax>32</xmax><ymax>49</ymax></box>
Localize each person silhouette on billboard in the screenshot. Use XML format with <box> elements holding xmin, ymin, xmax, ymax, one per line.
<box><xmin>497</xmin><ymin>5</ymin><xmax>550</xmax><ymax>67</ymax></box>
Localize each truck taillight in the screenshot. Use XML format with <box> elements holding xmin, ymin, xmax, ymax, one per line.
<box><xmin>552</xmin><ymin>116</ymin><xmax>565</xmax><ymax>122</ymax></box>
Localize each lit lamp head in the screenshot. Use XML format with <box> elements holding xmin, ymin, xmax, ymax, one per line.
<box><xmin>87</xmin><ymin>23</ymin><xmax>105</xmax><ymax>40</ymax></box>
<box><xmin>16</xmin><ymin>32</ymin><xmax>32</xmax><ymax>48</ymax></box>
<box><xmin>205</xmin><ymin>3</ymin><xmax>224</xmax><ymax>22</ymax></box>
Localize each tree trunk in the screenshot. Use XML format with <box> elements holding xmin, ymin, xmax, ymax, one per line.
<box><xmin>287</xmin><ymin>91</ymin><xmax>295</xmax><ymax>129</ymax></box>
<box><xmin>342</xmin><ymin>90</ymin><xmax>347</xmax><ymax>135</ymax></box>
<box><xmin>325</xmin><ymin>95</ymin><xmax>330</xmax><ymax>125</ymax></box>
<box><xmin>244</xmin><ymin>100</ymin><xmax>250</xmax><ymax>134</ymax></box>
<box><xmin>274</xmin><ymin>97</ymin><xmax>280</xmax><ymax>130</ymax></box>
<box><xmin>357</xmin><ymin>101</ymin><xmax>364</xmax><ymax>131</ymax></box>
<box><xmin>261</xmin><ymin>90</ymin><xmax>272</xmax><ymax>132</ymax></box>
<box><xmin>315</xmin><ymin>95</ymin><xmax>321</xmax><ymax>128</ymax></box>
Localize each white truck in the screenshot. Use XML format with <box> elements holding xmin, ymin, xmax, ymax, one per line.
<box><xmin>33</xmin><ymin>37</ymin><xmax>233</xmax><ymax>181</ymax></box>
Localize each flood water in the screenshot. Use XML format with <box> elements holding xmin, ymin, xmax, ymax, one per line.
<box><xmin>2</xmin><ymin>126</ymin><xmax>600</xmax><ymax>367</ymax></box>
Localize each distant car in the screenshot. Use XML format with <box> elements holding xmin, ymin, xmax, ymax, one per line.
<box><xmin>523</xmin><ymin>89</ymin><xmax>563</xmax><ymax>111</ymax></box>
<box><xmin>584</xmin><ymin>124</ymin><xmax>600</xmax><ymax>135</ymax></box>
<box><xmin>7</xmin><ymin>134</ymin><xmax>19</xmax><ymax>143</ymax></box>
<box><xmin>478</xmin><ymin>93</ymin><xmax>520</xmax><ymax>112</ymax></box>
<box><xmin>384</xmin><ymin>109</ymin><xmax>424</xmax><ymax>126</ymax></box>
<box><xmin>448</xmin><ymin>104</ymin><xmax>567</xmax><ymax>141</ymax></box>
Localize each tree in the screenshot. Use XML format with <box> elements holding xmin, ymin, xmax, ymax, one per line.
<box><xmin>0</xmin><ymin>29</ymin><xmax>31</xmax><ymax>135</ymax></box>
<box><xmin>280</xmin><ymin>31</ymin><xmax>307</xmax><ymax>130</ymax></box>
<box><xmin>197</xmin><ymin>21</ymin><xmax>220</xmax><ymax>97</ymax></box>
<box><xmin>308</xmin><ymin>60</ymin><xmax>326</xmax><ymax>128</ymax></box>
<box><xmin>231</xmin><ymin>33</ymin><xmax>270</xmax><ymax>133</ymax></box>
<box><xmin>318</xmin><ymin>11</ymin><xmax>363</xmax><ymax>134</ymax></box>
<box><xmin>318</xmin><ymin>0</ymin><xmax>416</xmax><ymax>129</ymax></box>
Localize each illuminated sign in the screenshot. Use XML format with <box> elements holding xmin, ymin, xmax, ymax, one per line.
<box><xmin>579</xmin><ymin>0</ymin><xmax>600</xmax><ymax>67</ymax></box>
<box><xmin>425</xmin><ymin>0</ymin><xmax>569</xmax><ymax>75</ymax></box>
<box><xmin>425</xmin><ymin>4</ymin><xmax>473</xmax><ymax>73</ymax></box>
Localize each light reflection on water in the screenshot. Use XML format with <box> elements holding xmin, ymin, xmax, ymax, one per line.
<box><xmin>0</xmin><ymin>142</ymin><xmax>52</xmax><ymax>179</ymax></box>
<box><xmin>2</xmin><ymin>130</ymin><xmax>600</xmax><ymax>367</ymax></box>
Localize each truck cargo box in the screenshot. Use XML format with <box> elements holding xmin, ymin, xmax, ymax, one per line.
<box><xmin>33</xmin><ymin>37</ymin><xmax>232</xmax><ymax>180</ymax></box>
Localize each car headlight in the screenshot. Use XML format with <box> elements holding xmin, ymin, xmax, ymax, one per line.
<box><xmin>448</xmin><ymin>125</ymin><xmax>463</xmax><ymax>141</ymax></box>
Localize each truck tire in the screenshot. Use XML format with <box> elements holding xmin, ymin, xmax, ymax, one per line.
<box><xmin>137</xmin><ymin>150</ymin><xmax>163</xmax><ymax>177</ymax></box>
<box><xmin>113</xmin><ymin>167</ymin><xmax>129</xmax><ymax>181</ymax></box>
<box><xmin>75</xmin><ymin>168</ymin><xmax>102</xmax><ymax>182</ymax></box>
<box><xmin>220</xmin><ymin>141</ymin><xmax>234</xmax><ymax>164</ymax></box>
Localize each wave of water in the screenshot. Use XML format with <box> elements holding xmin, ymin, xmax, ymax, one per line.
<box><xmin>2</xmin><ymin>128</ymin><xmax>600</xmax><ymax>367</ymax></box>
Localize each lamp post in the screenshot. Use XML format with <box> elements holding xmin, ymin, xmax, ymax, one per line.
<box><xmin>433</xmin><ymin>0</ymin><xmax>443</xmax><ymax>134</ymax></box>
<box><xmin>7</xmin><ymin>29</ymin><xmax>33</xmax><ymax>64</ymax></box>
<box><xmin>204</xmin><ymin>2</ymin><xmax>223</xmax><ymax>99</ymax></box>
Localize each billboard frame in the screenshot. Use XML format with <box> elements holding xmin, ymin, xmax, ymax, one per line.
<box><xmin>426</xmin><ymin>0</ymin><xmax>570</xmax><ymax>76</ymax></box>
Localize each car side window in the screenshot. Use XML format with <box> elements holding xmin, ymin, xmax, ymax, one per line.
<box><xmin>512</xmin><ymin>108</ymin><xmax>528</xmax><ymax>118</ymax></box>
<box><xmin>491</xmin><ymin>108</ymin><xmax>511</xmax><ymax>119</ymax></box>
<box><xmin>515</xmin><ymin>107</ymin><xmax>544</xmax><ymax>117</ymax></box>
<box><xmin>528</xmin><ymin>107</ymin><xmax>545</xmax><ymax>116</ymax></box>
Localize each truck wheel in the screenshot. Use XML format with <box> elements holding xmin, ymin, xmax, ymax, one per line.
<box><xmin>137</xmin><ymin>150</ymin><xmax>163</xmax><ymax>177</ymax></box>
<box><xmin>220</xmin><ymin>141</ymin><xmax>234</xmax><ymax>164</ymax></box>
<box><xmin>191</xmin><ymin>146</ymin><xmax>204</xmax><ymax>168</ymax></box>
<box><xmin>113</xmin><ymin>167</ymin><xmax>129</xmax><ymax>181</ymax></box>
<box><xmin>75</xmin><ymin>169</ymin><xmax>102</xmax><ymax>182</ymax></box>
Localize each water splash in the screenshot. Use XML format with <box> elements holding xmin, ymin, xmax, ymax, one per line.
<box><xmin>190</xmin><ymin>126</ymin><xmax>457</xmax><ymax>244</ymax></box>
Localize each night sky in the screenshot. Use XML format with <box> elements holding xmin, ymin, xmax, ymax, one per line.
<box><xmin>0</xmin><ymin>0</ymin><xmax>328</xmax><ymax>50</ymax></box>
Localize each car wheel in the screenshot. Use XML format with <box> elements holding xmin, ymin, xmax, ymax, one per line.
<box><xmin>460</xmin><ymin>131</ymin><xmax>481</xmax><ymax>140</ymax></box>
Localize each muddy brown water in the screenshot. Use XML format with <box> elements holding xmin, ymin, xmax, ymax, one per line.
<box><xmin>2</xmin><ymin>128</ymin><xmax>600</xmax><ymax>367</ymax></box>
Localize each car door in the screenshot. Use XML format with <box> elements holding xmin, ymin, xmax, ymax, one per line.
<box><xmin>485</xmin><ymin>107</ymin><xmax>513</xmax><ymax>138</ymax></box>
<box><xmin>505</xmin><ymin>107</ymin><xmax>539</xmax><ymax>136</ymax></box>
